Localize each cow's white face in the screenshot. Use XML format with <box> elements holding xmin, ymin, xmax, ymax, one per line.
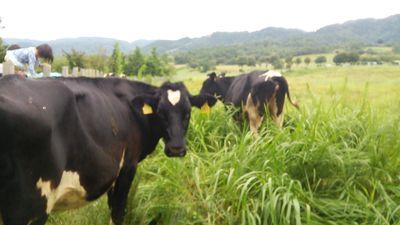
<box><xmin>36</xmin><ymin>171</ymin><xmax>87</xmax><ymax>214</ymax></box>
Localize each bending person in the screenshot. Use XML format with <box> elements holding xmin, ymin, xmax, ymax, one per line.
<box><xmin>4</xmin><ymin>44</ymin><xmax>53</xmax><ymax>78</ymax></box>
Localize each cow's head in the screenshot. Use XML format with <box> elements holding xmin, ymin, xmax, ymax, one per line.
<box><xmin>132</xmin><ymin>82</ymin><xmax>216</xmax><ymax>157</ymax></box>
<box><xmin>199</xmin><ymin>72</ymin><xmax>224</xmax><ymax>98</ymax></box>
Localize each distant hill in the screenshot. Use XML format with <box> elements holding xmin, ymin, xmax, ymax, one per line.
<box><xmin>3</xmin><ymin>14</ymin><xmax>400</xmax><ymax>56</ymax></box>
<box><xmin>4</xmin><ymin>37</ymin><xmax>153</xmax><ymax>55</ymax></box>
<box><xmin>145</xmin><ymin>14</ymin><xmax>400</xmax><ymax>53</ymax></box>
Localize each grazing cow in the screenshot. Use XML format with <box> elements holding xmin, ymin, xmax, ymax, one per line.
<box><xmin>200</xmin><ymin>70</ymin><xmax>298</xmax><ymax>134</ymax></box>
<box><xmin>0</xmin><ymin>75</ymin><xmax>216</xmax><ymax>225</ymax></box>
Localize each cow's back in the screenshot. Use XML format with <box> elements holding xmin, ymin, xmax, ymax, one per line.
<box><xmin>224</xmin><ymin>71</ymin><xmax>267</xmax><ymax>106</ymax></box>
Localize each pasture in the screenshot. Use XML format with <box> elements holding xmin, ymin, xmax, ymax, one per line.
<box><xmin>48</xmin><ymin>65</ymin><xmax>400</xmax><ymax>225</ymax></box>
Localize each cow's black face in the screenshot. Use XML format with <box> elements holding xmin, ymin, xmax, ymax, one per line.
<box><xmin>132</xmin><ymin>82</ymin><xmax>216</xmax><ymax>157</ymax></box>
<box><xmin>200</xmin><ymin>72</ymin><xmax>223</xmax><ymax>98</ymax></box>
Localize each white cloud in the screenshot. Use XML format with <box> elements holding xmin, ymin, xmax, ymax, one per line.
<box><xmin>0</xmin><ymin>0</ymin><xmax>399</xmax><ymax>41</ymax></box>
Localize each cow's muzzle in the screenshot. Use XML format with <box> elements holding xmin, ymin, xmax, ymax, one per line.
<box><xmin>164</xmin><ymin>145</ymin><xmax>187</xmax><ymax>157</ymax></box>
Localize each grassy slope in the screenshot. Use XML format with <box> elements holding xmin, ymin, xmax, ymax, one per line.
<box><xmin>48</xmin><ymin>65</ymin><xmax>400</xmax><ymax>225</ymax></box>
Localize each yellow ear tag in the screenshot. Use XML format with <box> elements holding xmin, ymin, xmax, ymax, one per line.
<box><xmin>201</xmin><ymin>102</ymin><xmax>211</xmax><ymax>114</ymax></box>
<box><xmin>142</xmin><ymin>104</ymin><xmax>153</xmax><ymax>115</ymax></box>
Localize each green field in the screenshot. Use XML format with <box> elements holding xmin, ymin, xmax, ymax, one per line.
<box><xmin>48</xmin><ymin>65</ymin><xmax>400</xmax><ymax>225</ymax></box>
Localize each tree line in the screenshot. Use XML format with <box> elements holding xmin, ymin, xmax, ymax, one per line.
<box><xmin>58</xmin><ymin>43</ymin><xmax>174</xmax><ymax>77</ymax></box>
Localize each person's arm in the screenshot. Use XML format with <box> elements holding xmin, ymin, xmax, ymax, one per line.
<box><xmin>27</xmin><ymin>51</ymin><xmax>40</xmax><ymax>78</ymax></box>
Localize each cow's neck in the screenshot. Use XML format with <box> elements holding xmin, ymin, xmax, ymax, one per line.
<box><xmin>216</xmin><ymin>77</ymin><xmax>235</xmax><ymax>101</ymax></box>
<box><xmin>137</xmin><ymin>116</ymin><xmax>164</xmax><ymax>162</ymax></box>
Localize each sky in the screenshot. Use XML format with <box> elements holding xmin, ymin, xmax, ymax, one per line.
<box><xmin>0</xmin><ymin>0</ymin><xmax>399</xmax><ymax>42</ymax></box>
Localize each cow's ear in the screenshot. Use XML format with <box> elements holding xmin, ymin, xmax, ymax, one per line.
<box><xmin>207</xmin><ymin>72</ymin><xmax>217</xmax><ymax>81</ymax></box>
<box><xmin>190</xmin><ymin>94</ymin><xmax>217</xmax><ymax>111</ymax></box>
<box><xmin>131</xmin><ymin>95</ymin><xmax>159</xmax><ymax>115</ymax></box>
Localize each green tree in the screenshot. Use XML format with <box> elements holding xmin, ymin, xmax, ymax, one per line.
<box><xmin>295</xmin><ymin>58</ymin><xmax>302</xmax><ymax>65</ymax></box>
<box><xmin>124</xmin><ymin>47</ymin><xmax>145</xmax><ymax>76</ymax></box>
<box><xmin>236</xmin><ymin>56</ymin><xmax>247</xmax><ymax>67</ymax></box>
<box><xmin>272</xmin><ymin>59</ymin><xmax>284</xmax><ymax>70</ymax></box>
<box><xmin>394</xmin><ymin>45</ymin><xmax>400</xmax><ymax>54</ymax></box>
<box><xmin>285</xmin><ymin>57</ymin><xmax>293</xmax><ymax>70</ymax></box>
<box><xmin>246</xmin><ymin>57</ymin><xmax>256</xmax><ymax>66</ymax></box>
<box><xmin>199</xmin><ymin>58</ymin><xmax>216</xmax><ymax>72</ymax></box>
<box><xmin>144</xmin><ymin>48</ymin><xmax>163</xmax><ymax>76</ymax></box>
<box><xmin>304</xmin><ymin>57</ymin><xmax>311</xmax><ymax>66</ymax></box>
<box><xmin>0</xmin><ymin>38</ymin><xmax>7</xmax><ymax>63</ymax></box>
<box><xmin>51</xmin><ymin>56</ymin><xmax>69</xmax><ymax>72</ymax></box>
<box><xmin>63</xmin><ymin>49</ymin><xmax>86</xmax><ymax>69</ymax></box>
<box><xmin>315</xmin><ymin>56</ymin><xmax>327</xmax><ymax>65</ymax></box>
<box><xmin>110</xmin><ymin>42</ymin><xmax>124</xmax><ymax>75</ymax></box>
<box><xmin>87</xmin><ymin>48</ymin><xmax>109</xmax><ymax>72</ymax></box>
<box><xmin>333</xmin><ymin>52</ymin><xmax>360</xmax><ymax>65</ymax></box>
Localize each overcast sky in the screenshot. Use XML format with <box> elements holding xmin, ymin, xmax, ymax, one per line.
<box><xmin>0</xmin><ymin>0</ymin><xmax>399</xmax><ymax>42</ymax></box>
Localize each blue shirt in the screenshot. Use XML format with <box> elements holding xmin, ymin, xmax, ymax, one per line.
<box><xmin>5</xmin><ymin>47</ymin><xmax>41</xmax><ymax>77</ymax></box>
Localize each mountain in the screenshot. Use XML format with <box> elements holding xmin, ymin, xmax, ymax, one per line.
<box><xmin>4</xmin><ymin>37</ymin><xmax>153</xmax><ymax>55</ymax></box>
<box><xmin>144</xmin><ymin>28</ymin><xmax>307</xmax><ymax>52</ymax></box>
<box><xmin>3</xmin><ymin>14</ymin><xmax>400</xmax><ymax>56</ymax></box>
<box><xmin>144</xmin><ymin>14</ymin><xmax>400</xmax><ymax>53</ymax></box>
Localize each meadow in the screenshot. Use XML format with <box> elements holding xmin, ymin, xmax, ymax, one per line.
<box><xmin>48</xmin><ymin>64</ymin><xmax>400</xmax><ymax>225</ymax></box>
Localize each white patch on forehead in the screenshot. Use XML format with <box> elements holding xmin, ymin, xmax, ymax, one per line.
<box><xmin>260</xmin><ymin>70</ymin><xmax>282</xmax><ymax>81</ymax></box>
<box><xmin>36</xmin><ymin>171</ymin><xmax>87</xmax><ymax>214</ymax></box>
<box><xmin>167</xmin><ymin>89</ymin><xmax>181</xmax><ymax>106</ymax></box>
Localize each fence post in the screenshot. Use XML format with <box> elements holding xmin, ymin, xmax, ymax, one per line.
<box><xmin>72</xmin><ymin>67</ymin><xmax>79</xmax><ymax>77</ymax></box>
<box><xmin>43</xmin><ymin>64</ymin><xmax>51</xmax><ymax>77</ymax></box>
<box><xmin>3</xmin><ymin>61</ymin><xmax>15</xmax><ymax>75</ymax></box>
<box><xmin>62</xmin><ymin>66</ymin><xmax>69</xmax><ymax>77</ymax></box>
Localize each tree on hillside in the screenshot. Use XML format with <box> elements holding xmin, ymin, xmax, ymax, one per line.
<box><xmin>246</xmin><ymin>57</ymin><xmax>256</xmax><ymax>67</ymax></box>
<box><xmin>315</xmin><ymin>56</ymin><xmax>327</xmax><ymax>65</ymax></box>
<box><xmin>295</xmin><ymin>58</ymin><xmax>302</xmax><ymax>65</ymax></box>
<box><xmin>64</xmin><ymin>49</ymin><xmax>86</xmax><ymax>69</ymax></box>
<box><xmin>393</xmin><ymin>45</ymin><xmax>400</xmax><ymax>54</ymax></box>
<box><xmin>236</xmin><ymin>56</ymin><xmax>248</xmax><ymax>67</ymax></box>
<box><xmin>304</xmin><ymin>57</ymin><xmax>311</xmax><ymax>66</ymax></box>
<box><xmin>0</xmin><ymin>38</ymin><xmax>7</xmax><ymax>63</ymax></box>
<box><xmin>333</xmin><ymin>52</ymin><xmax>360</xmax><ymax>65</ymax></box>
<box><xmin>199</xmin><ymin>58</ymin><xmax>216</xmax><ymax>72</ymax></box>
<box><xmin>144</xmin><ymin>48</ymin><xmax>163</xmax><ymax>76</ymax></box>
<box><xmin>272</xmin><ymin>59</ymin><xmax>284</xmax><ymax>70</ymax></box>
<box><xmin>124</xmin><ymin>47</ymin><xmax>145</xmax><ymax>76</ymax></box>
<box><xmin>110</xmin><ymin>42</ymin><xmax>124</xmax><ymax>75</ymax></box>
<box><xmin>87</xmin><ymin>48</ymin><xmax>109</xmax><ymax>72</ymax></box>
<box><xmin>285</xmin><ymin>57</ymin><xmax>293</xmax><ymax>70</ymax></box>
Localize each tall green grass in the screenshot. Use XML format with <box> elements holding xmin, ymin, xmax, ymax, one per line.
<box><xmin>48</xmin><ymin>66</ymin><xmax>400</xmax><ymax>225</ymax></box>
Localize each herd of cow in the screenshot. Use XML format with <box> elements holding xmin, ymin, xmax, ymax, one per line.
<box><xmin>0</xmin><ymin>70</ymin><xmax>297</xmax><ymax>225</ymax></box>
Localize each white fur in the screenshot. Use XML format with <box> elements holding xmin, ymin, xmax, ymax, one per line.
<box><xmin>260</xmin><ymin>70</ymin><xmax>282</xmax><ymax>81</ymax></box>
<box><xmin>167</xmin><ymin>90</ymin><xmax>181</xmax><ymax>106</ymax></box>
<box><xmin>36</xmin><ymin>171</ymin><xmax>87</xmax><ymax>214</ymax></box>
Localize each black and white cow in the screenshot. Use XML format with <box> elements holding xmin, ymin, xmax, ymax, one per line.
<box><xmin>200</xmin><ymin>70</ymin><xmax>298</xmax><ymax>134</ymax></box>
<box><xmin>0</xmin><ymin>75</ymin><xmax>216</xmax><ymax>225</ymax></box>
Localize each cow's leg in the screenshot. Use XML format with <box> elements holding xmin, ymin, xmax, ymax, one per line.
<box><xmin>276</xmin><ymin>111</ymin><xmax>284</xmax><ymax>128</ymax></box>
<box><xmin>0</xmin><ymin>214</ymin><xmax>47</xmax><ymax>225</ymax></box>
<box><xmin>107</xmin><ymin>166</ymin><xmax>136</xmax><ymax>225</ymax></box>
<box><xmin>268</xmin><ymin>96</ymin><xmax>282</xmax><ymax>128</ymax></box>
<box><xmin>245</xmin><ymin>94</ymin><xmax>263</xmax><ymax>134</ymax></box>
<box><xmin>28</xmin><ymin>215</ymin><xmax>48</xmax><ymax>225</ymax></box>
